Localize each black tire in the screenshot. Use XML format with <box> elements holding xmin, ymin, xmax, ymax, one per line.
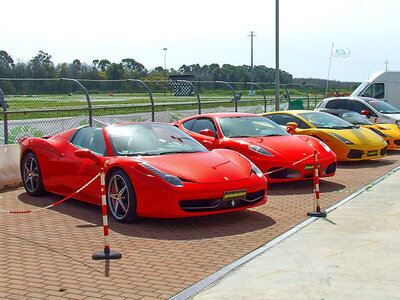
<box><xmin>106</xmin><ymin>169</ymin><xmax>138</xmax><ymax>223</ymax></box>
<box><xmin>21</xmin><ymin>152</ymin><xmax>45</xmax><ymax>196</ymax></box>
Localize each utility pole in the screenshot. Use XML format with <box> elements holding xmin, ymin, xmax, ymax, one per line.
<box><xmin>384</xmin><ymin>60</ymin><xmax>389</xmax><ymax>71</ymax></box>
<box><xmin>248</xmin><ymin>31</ymin><xmax>255</xmax><ymax>82</ymax></box>
<box><xmin>163</xmin><ymin>48</ymin><xmax>167</xmax><ymax>96</ymax></box>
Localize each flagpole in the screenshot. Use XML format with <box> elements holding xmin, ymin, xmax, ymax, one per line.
<box><xmin>325</xmin><ymin>42</ymin><xmax>334</xmax><ymax>96</ymax></box>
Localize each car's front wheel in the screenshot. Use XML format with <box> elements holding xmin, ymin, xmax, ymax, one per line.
<box><xmin>107</xmin><ymin>169</ymin><xmax>138</xmax><ymax>223</ymax></box>
<box><xmin>21</xmin><ymin>152</ymin><xmax>45</xmax><ymax>196</ymax></box>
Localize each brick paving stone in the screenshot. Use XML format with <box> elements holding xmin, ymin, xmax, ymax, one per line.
<box><xmin>0</xmin><ymin>152</ymin><xmax>399</xmax><ymax>299</ymax></box>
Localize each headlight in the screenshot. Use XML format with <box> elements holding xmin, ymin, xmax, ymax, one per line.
<box><xmin>328</xmin><ymin>133</ymin><xmax>354</xmax><ymax>145</ymax></box>
<box><xmin>248</xmin><ymin>144</ymin><xmax>274</xmax><ymax>156</ymax></box>
<box><xmin>139</xmin><ymin>162</ymin><xmax>183</xmax><ymax>187</ymax></box>
<box><xmin>238</xmin><ymin>153</ymin><xmax>264</xmax><ymax>178</ymax></box>
<box><xmin>250</xmin><ymin>161</ymin><xmax>264</xmax><ymax>178</ymax></box>
<box><xmin>318</xmin><ymin>140</ymin><xmax>331</xmax><ymax>152</ymax></box>
<box><xmin>396</xmin><ymin>120</ymin><xmax>400</xmax><ymax>129</ymax></box>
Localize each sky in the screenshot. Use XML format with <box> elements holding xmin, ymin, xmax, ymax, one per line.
<box><xmin>2</xmin><ymin>0</ymin><xmax>400</xmax><ymax>82</ymax></box>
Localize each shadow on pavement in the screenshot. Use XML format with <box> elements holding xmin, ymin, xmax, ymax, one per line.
<box><xmin>268</xmin><ymin>179</ymin><xmax>346</xmax><ymax>195</ymax></box>
<box><xmin>18</xmin><ymin>192</ymin><xmax>276</xmax><ymax>240</ymax></box>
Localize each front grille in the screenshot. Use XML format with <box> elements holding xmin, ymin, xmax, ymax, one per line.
<box><xmin>268</xmin><ymin>167</ymin><xmax>287</xmax><ymax>179</ymax></box>
<box><xmin>179</xmin><ymin>189</ymin><xmax>265</xmax><ymax>212</ymax></box>
<box><xmin>347</xmin><ymin>149</ymin><xmax>363</xmax><ymax>159</ymax></box>
<box><xmin>322</xmin><ymin>162</ymin><xmax>336</xmax><ymax>175</ymax></box>
<box><xmin>267</xmin><ymin>167</ymin><xmax>301</xmax><ymax>179</ymax></box>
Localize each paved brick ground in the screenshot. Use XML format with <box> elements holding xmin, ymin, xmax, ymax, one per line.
<box><xmin>1</xmin><ymin>151</ymin><xmax>400</xmax><ymax>299</ymax></box>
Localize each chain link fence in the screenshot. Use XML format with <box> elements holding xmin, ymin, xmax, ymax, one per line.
<box><xmin>0</xmin><ymin>78</ymin><xmax>323</xmax><ymax>144</ymax></box>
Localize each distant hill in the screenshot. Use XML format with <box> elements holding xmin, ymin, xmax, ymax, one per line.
<box><xmin>293</xmin><ymin>78</ymin><xmax>361</xmax><ymax>90</ymax></box>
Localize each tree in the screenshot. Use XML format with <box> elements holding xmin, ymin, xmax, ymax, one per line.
<box><xmin>0</xmin><ymin>50</ymin><xmax>15</xmax><ymax>77</ymax></box>
<box><xmin>28</xmin><ymin>50</ymin><xmax>55</xmax><ymax>78</ymax></box>
<box><xmin>98</xmin><ymin>59</ymin><xmax>111</xmax><ymax>72</ymax></box>
<box><xmin>69</xmin><ymin>59</ymin><xmax>82</xmax><ymax>78</ymax></box>
<box><xmin>122</xmin><ymin>58</ymin><xmax>145</xmax><ymax>73</ymax></box>
<box><xmin>105</xmin><ymin>63</ymin><xmax>124</xmax><ymax>80</ymax></box>
<box><xmin>92</xmin><ymin>59</ymin><xmax>99</xmax><ymax>70</ymax></box>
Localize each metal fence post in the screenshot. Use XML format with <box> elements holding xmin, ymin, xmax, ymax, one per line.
<box><xmin>247</xmin><ymin>82</ymin><xmax>267</xmax><ymax>112</ymax></box>
<box><xmin>280</xmin><ymin>84</ymin><xmax>291</xmax><ymax>110</ymax></box>
<box><xmin>214</xmin><ymin>81</ymin><xmax>237</xmax><ymax>112</ymax></box>
<box><xmin>127</xmin><ymin>79</ymin><xmax>155</xmax><ymax>122</ymax></box>
<box><xmin>0</xmin><ymin>88</ymin><xmax>8</xmax><ymax>144</ymax></box>
<box><xmin>177</xmin><ymin>80</ymin><xmax>201</xmax><ymax>114</ymax></box>
<box><xmin>61</xmin><ymin>78</ymin><xmax>92</xmax><ymax>126</ymax></box>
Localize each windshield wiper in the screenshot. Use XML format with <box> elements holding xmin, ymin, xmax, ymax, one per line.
<box><xmin>158</xmin><ymin>150</ymin><xmax>199</xmax><ymax>155</ymax></box>
<box><xmin>120</xmin><ymin>152</ymin><xmax>154</xmax><ymax>156</ymax></box>
<box><xmin>229</xmin><ymin>135</ymin><xmax>249</xmax><ymax>138</ymax></box>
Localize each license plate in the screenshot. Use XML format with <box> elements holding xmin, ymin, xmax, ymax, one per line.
<box><xmin>304</xmin><ymin>164</ymin><xmax>320</xmax><ymax>171</ymax></box>
<box><xmin>368</xmin><ymin>150</ymin><xmax>379</xmax><ymax>157</ymax></box>
<box><xmin>223</xmin><ymin>189</ymin><xmax>247</xmax><ymax>201</ymax></box>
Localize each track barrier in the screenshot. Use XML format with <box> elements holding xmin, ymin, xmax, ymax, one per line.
<box><xmin>307</xmin><ymin>150</ymin><xmax>327</xmax><ymax>217</ymax></box>
<box><xmin>92</xmin><ymin>162</ymin><xmax>122</xmax><ymax>260</ymax></box>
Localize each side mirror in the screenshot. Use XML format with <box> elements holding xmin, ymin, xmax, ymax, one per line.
<box><xmin>361</xmin><ymin>110</ymin><xmax>370</xmax><ymax>117</ymax></box>
<box><xmin>286</xmin><ymin>122</ymin><xmax>298</xmax><ymax>134</ymax></box>
<box><xmin>199</xmin><ymin>129</ymin><xmax>218</xmax><ymax>139</ymax></box>
<box><xmin>75</xmin><ymin>149</ymin><xmax>101</xmax><ymax>165</ymax></box>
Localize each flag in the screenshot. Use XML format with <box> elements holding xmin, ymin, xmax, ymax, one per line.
<box><xmin>332</xmin><ymin>46</ymin><xmax>351</xmax><ymax>60</ymax></box>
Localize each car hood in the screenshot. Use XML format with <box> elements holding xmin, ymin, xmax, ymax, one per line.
<box><xmin>140</xmin><ymin>149</ymin><xmax>251</xmax><ymax>183</ymax></box>
<box><xmin>241</xmin><ymin>136</ymin><xmax>321</xmax><ymax>159</ymax></box>
<box><xmin>381</xmin><ymin>113</ymin><xmax>400</xmax><ymax>121</ymax></box>
<box><xmin>318</xmin><ymin>127</ymin><xmax>386</xmax><ymax>145</ymax></box>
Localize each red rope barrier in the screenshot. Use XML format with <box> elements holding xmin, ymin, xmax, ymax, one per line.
<box><xmin>0</xmin><ymin>173</ymin><xmax>101</xmax><ymax>214</ymax></box>
<box><xmin>264</xmin><ymin>153</ymin><xmax>314</xmax><ymax>176</ymax></box>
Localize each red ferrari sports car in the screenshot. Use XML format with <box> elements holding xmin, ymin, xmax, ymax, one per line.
<box><xmin>20</xmin><ymin>122</ymin><xmax>267</xmax><ymax>223</ymax></box>
<box><xmin>174</xmin><ymin>113</ymin><xmax>337</xmax><ymax>183</ymax></box>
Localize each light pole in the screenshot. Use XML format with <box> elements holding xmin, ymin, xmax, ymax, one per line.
<box><xmin>163</xmin><ymin>47</ymin><xmax>167</xmax><ymax>96</ymax></box>
<box><xmin>249</xmin><ymin>31</ymin><xmax>256</xmax><ymax>96</ymax></box>
<box><xmin>275</xmin><ymin>0</ymin><xmax>280</xmax><ymax>111</ymax></box>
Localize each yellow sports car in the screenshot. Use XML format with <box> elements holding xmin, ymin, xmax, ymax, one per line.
<box><xmin>319</xmin><ymin>109</ymin><xmax>400</xmax><ymax>150</ymax></box>
<box><xmin>262</xmin><ymin>110</ymin><xmax>388</xmax><ymax>161</ymax></box>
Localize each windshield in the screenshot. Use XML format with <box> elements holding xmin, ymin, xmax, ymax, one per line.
<box><xmin>340</xmin><ymin>112</ymin><xmax>373</xmax><ymax>125</ymax></box>
<box><xmin>219</xmin><ymin>116</ymin><xmax>289</xmax><ymax>138</ymax></box>
<box><xmin>363</xmin><ymin>99</ymin><xmax>400</xmax><ymax>114</ymax></box>
<box><xmin>107</xmin><ymin>123</ymin><xmax>207</xmax><ymax>156</ymax></box>
<box><xmin>351</xmin><ymin>82</ymin><xmax>369</xmax><ymax>97</ymax></box>
<box><xmin>298</xmin><ymin>112</ymin><xmax>356</xmax><ymax>129</ymax></box>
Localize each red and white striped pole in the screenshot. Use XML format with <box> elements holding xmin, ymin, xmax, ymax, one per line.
<box><xmin>307</xmin><ymin>150</ymin><xmax>327</xmax><ymax>217</ymax></box>
<box><xmin>93</xmin><ymin>161</ymin><xmax>122</xmax><ymax>260</ymax></box>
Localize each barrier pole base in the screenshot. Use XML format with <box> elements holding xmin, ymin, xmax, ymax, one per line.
<box><xmin>307</xmin><ymin>210</ymin><xmax>327</xmax><ymax>218</ymax></box>
<box><xmin>92</xmin><ymin>249</ymin><xmax>122</xmax><ymax>260</ymax></box>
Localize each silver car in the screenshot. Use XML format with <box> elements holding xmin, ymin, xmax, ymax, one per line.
<box><xmin>315</xmin><ymin>96</ymin><xmax>400</xmax><ymax>128</ymax></box>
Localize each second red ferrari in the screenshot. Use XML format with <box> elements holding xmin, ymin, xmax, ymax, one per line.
<box><xmin>174</xmin><ymin>113</ymin><xmax>337</xmax><ymax>183</ymax></box>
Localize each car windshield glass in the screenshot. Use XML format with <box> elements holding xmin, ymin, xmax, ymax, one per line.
<box><xmin>341</xmin><ymin>112</ymin><xmax>373</xmax><ymax>125</ymax></box>
<box><xmin>107</xmin><ymin>123</ymin><xmax>207</xmax><ymax>156</ymax></box>
<box><xmin>219</xmin><ymin>116</ymin><xmax>289</xmax><ymax>138</ymax></box>
<box><xmin>364</xmin><ymin>99</ymin><xmax>400</xmax><ymax>114</ymax></box>
<box><xmin>299</xmin><ymin>112</ymin><xmax>356</xmax><ymax>129</ymax></box>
